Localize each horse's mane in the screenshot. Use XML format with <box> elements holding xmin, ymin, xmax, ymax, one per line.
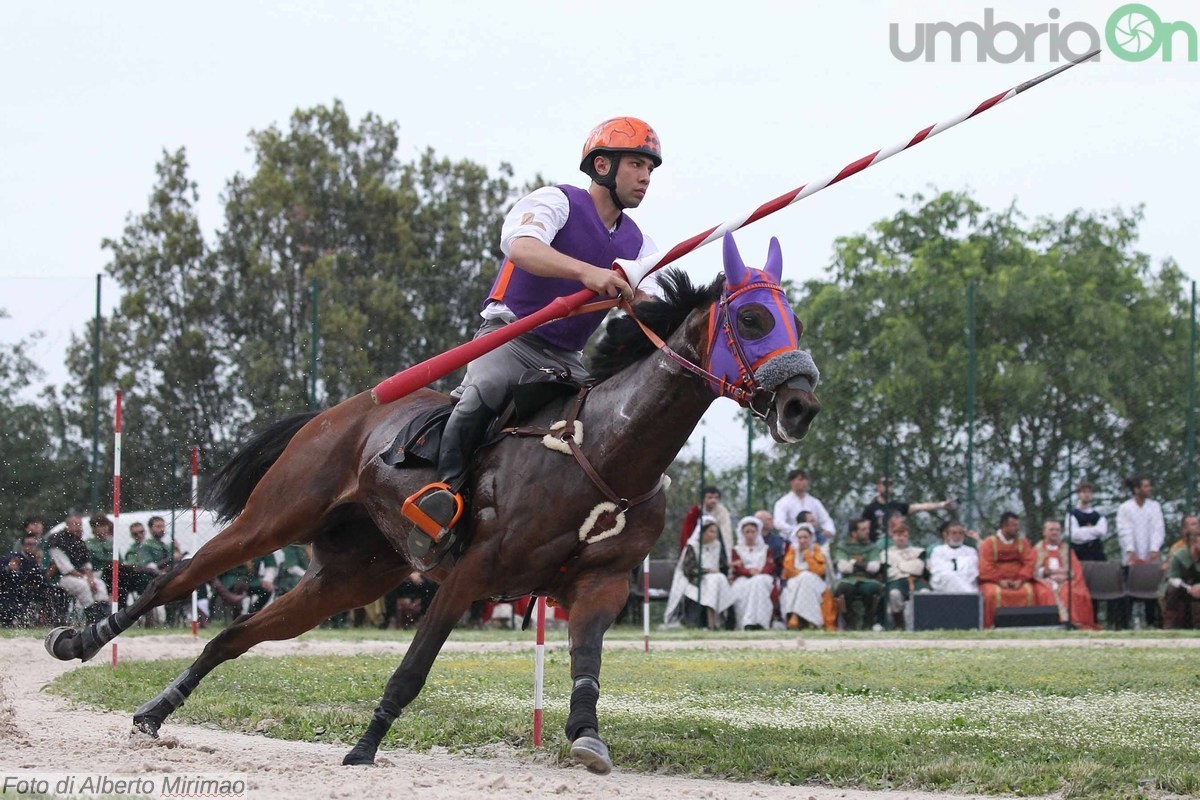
<box><xmin>588</xmin><ymin>267</ymin><xmax>724</xmax><ymax>382</ymax></box>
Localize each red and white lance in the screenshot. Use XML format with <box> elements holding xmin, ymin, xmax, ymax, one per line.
<box><xmin>372</xmin><ymin>50</ymin><xmax>1099</xmax><ymax>405</ymax></box>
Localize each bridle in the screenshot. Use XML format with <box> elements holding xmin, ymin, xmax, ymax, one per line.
<box><xmin>614</xmin><ymin>279</ymin><xmax>790</xmax><ymax>419</ymax></box>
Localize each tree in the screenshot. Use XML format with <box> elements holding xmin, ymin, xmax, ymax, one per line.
<box><xmin>760</xmin><ymin>191</ymin><xmax>1189</xmax><ymax>539</ymax></box>
<box><xmin>0</xmin><ymin>317</ymin><xmax>89</xmax><ymax>528</ymax></box>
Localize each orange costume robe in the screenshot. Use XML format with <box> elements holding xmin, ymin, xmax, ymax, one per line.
<box><xmin>1033</xmin><ymin>541</ymin><xmax>1098</xmax><ymax>630</ymax></box>
<box><xmin>978</xmin><ymin>534</ymin><xmax>1055</xmax><ymax>628</ymax></box>
<box><xmin>780</xmin><ymin>544</ymin><xmax>838</xmax><ymax>630</ymax></box>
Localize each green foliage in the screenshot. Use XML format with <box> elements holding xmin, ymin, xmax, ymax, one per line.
<box><xmin>758</xmin><ymin>191</ymin><xmax>1190</xmax><ymax>538</ymax></box>
<box><xmin>51</xmin><ymin>643</ymin><xmax>1200</xmax><ymax>798</ymax></box>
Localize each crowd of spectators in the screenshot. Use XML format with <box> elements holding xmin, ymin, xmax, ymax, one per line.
<box><xmin>662</xmin><ymin>473</ymin><xmax>1200</xmax><ymax>631</ymax></box>
<box><xmin>7</xmin><ymin>469</ymin><xmax>1199</xmax><ymax>634</ymax></box>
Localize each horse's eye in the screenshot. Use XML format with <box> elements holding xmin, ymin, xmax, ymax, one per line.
<box><xmin>735</xmin><ymin>303</ymin><xmax>775</xmax><ymax>340</ymax></box>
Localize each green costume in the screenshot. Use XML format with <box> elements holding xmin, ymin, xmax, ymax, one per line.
<box><xmin>832</xmin><ymin>535</ymin><xmax>885</xmax><ymax>630</ymax></box>
<box><xmin>275</xmin><ymin>544</ymin><xmax>310</xmax><ymax>595</ymax></box>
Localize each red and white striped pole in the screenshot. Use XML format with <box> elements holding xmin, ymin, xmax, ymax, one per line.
<box><xmin>191</xmin><ymin>446</ymin><xmax>199</xmax><ymax>637</ymax></box>
<box><xmin>371</xmin><ymin>51</ymin><xmax>1098</xmax><ymax>405</ymax></box>
<box><xmin>110</xmin><ymin>390</ymin><xmax>122</xmax><ymax>667</ymax></box>
<box><xmin>532</xmin><ymin>596</ymin><xmax>546</xmax><ymax>747</ymax></box>
<box><xmin>642</xmin><ymin>555</ymin><xmax>651</xmax><ymax>653</ymax></box>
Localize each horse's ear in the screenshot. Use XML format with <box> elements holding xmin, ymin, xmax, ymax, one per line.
<box><xmin>764</xmin><ymin>236</ymin><xmax>783</xmax><ymax>283</ymax></box>
<box><xmin>722</xmin><ymin>232</ymin><xmax>749</xmax><ymax>287</ymax></box>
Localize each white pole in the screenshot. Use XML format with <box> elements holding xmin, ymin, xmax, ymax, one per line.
<box><xmin>642</xmin><ymin>555</ymin><xmax>651</xmax><ymax>652</ymax></box>
<box><xmin>191</xmin><ymin>447</ymin><xmax>199</xmax><ymax>637</ymax></box>
<box><xmin>533</xmin><ymin>596</ymin><xmax>546</xmax><ymax>747</ymax></box>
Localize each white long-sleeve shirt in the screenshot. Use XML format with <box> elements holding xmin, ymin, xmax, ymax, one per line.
<box><xmin>1064</xmin><ymin>507</ymin><xmax>1109</xmax><ymax>545</ymax></box>
<box><xmin>773</xmin><ymin>492</ymin><xmax>834</xmax><ymax>542</ymax></box>
<box><xmin>1116</xmin><ymin>498</ymin><xmax>1165</xmax><ymax>564</ymax></box>
<box><xmin>928</xmin><ymin>543</ymin><xmax>979</xmax><ymax>593</ymax></box>
<box><xmin>485</xmin><ymin>186</ymin><xmax>661</xmax><ymax>322</ymax></box>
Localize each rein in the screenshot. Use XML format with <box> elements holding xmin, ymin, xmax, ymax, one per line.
<box><xmin>503</xmin><ymin>386</ymin><xmax>666</xmax><ymax>512</ymax></box>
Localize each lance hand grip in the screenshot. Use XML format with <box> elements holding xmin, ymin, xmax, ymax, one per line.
<box><xmin>372</xmin><ymin>287</ymin><xmax>598</xmax><ymax>404</ymax></box>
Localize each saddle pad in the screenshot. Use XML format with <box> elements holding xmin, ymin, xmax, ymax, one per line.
<box><xmin>380</xmin><ymin>404</ymin><xmax>453</xmax><ymax>468</ymax></box>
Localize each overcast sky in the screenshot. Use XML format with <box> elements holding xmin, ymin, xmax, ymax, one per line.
<box><xmin>2</xmin><ymin>0</ymin><xmax>1196</xmax><ymax>472</ymax></box>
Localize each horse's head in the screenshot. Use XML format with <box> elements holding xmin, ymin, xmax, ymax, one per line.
<box><xmin>705</xmin><ymin>232</ymin><xmax>820</xmax><ymax>443</ymax></box>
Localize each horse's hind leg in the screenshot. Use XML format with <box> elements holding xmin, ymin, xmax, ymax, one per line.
<box><xmin>47</xmin><ymin>480</ymin><xmax>348</xmax><ymax>663</ymax></box>
<box><xmin>133</xmin><ymin>527</ymin><xmax>409</xmax><ymax>737</ymax></box>
<box><xmin>561</xmin><ymin>573</ymin><xmax>631</xmax><ymax>775</ymax></box>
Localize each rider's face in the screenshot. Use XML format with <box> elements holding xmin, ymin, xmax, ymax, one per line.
<box><xmin>610</xmin><ymin>154</ymin><xmax>654</xmax><ymax>208</ymax></box>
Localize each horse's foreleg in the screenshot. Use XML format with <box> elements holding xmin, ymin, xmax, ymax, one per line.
<box><xmin>342</xmin><ymin>568</ymin><xmax>479</xmax><ymax>767</ymax></box>
<box><xmin>133</xmin><ymin>543</ymin><xmax>407</xmax><ymax>737</ymax></box>
<box><xmin>562</xmin><ymin>574</ymin><xmax>629</xmax><ymax>775</ymax></box>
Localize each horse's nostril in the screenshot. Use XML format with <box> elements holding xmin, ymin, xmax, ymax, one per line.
<box><xmin>784</xmin><ymin>397</ymin><xmax>804</xmax><ymax>423</ymax></box>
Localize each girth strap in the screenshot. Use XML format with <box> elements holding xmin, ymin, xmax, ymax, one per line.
<box><xmin>504</xmin><ymin>385</ymin><xmax>664</xmax><ymax>512</ymax></box>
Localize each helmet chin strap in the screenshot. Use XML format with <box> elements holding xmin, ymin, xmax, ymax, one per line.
<box><xmin>594</xmin><ymin>153</ymin><xmax>625</xmax><ymax>210</ymax></box>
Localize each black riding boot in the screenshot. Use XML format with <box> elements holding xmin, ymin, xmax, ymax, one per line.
<box><xmin>407</xmin><ymin>387</ymin><xmax>495</xmax><ymax>538</ymax></box>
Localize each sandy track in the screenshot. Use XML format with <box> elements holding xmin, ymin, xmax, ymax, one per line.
<box><xmin>6</xmin><ymin>633</ymin><xmax>1172</xmax><ymax>799</ymax></box>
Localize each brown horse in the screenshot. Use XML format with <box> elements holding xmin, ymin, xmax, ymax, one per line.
<box><xmin>45</xmin><ymin>233</ymin><xmax>820</xmax><ymax>774</ymax></box>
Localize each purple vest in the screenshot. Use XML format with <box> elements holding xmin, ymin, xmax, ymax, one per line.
<box><xmin>486</xmin><ymin>184</ymin><xmax>643</xmax><ymax>351</ymax></box>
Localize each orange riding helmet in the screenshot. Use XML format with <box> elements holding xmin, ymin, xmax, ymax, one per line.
<box><xmin>579</xmin><ymin>117</ymin><xmax>662</xmax><ymax>179</ymax></box>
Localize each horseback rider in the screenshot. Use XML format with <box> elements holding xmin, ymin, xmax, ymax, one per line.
<box><xmin>402</xmin><ymin>116</ymin><xmax>662</xmax><ymax>543</ymax></box>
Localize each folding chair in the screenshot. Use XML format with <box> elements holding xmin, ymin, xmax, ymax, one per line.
<box><xmin>1081</xmin><ymin>561</ymin><xmax>1125</xmax><ymax>629</ymax></box>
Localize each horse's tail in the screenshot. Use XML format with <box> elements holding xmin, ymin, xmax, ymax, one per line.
<box><xmin>204</xmin><ymin>412</ymin><xmax>320</xmax><ymax>523</ymax></box>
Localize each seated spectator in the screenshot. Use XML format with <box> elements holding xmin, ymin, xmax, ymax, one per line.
<box><xmin>14</xmin><ymin>531</ymin><xmax>62</xmax><ymax>625</ymax></box>
<box><xmin>833</xmin><ymin>518</ymin><xmax>885</xmax><ymax>630</ymax></box>
<box><xmin>275</xmin><ymin>543</ymin><xmax>310</xmax><ymax>596</ymax></box>
<box><xmin>664</xmin><ymin>516</ymin><xmax>733</xmax><ymax>630</ymax></box>
<box><xmin>1034</xmin><ymin>519</ymin><xmax>1098</xmax><ymax>629</ymax></box>
<box><xmin>1165</xmin><ymin>516</ymin><xmax>1199</xmax><ymax>568</ymax></box>
<box><xmin>86</xmin><ymin>514</ymin><xmax>113</xmax><ymax>569</ymax></box>
<box><xmin>882</xmin><ymin>519</ymin><xmax>928</xmax><ymax>629</ymax></box>
<box><xmin>1162</xmin><ymin>528</ymin><xmax>1200</xmax><ymax>629</ymax></box>
<box><xmin>779</xmin><ymin>524</ymin><xmax>827</xmax><ymax>630</ymax></box>
<box><xmin>389</xmin><ymin>569</ymin><xmax>438</xmax><ymax>629</ymax></box>
<box><xmin>729</xmin><ymin>516</ymin><xmax>775</xmax><ymax>630</ymax></box>
<box><xmin>0</xmin><ymin>551</ymin><xmax>25</xmax><ymax>626</ymax></box>
<box><xmin>119</xmin><ymin>522</ymin><xmax>155</xmax><ymax>605</ymax></box>
<box><xmin>754</xmin><ymin>510</ymin><xmax>788</xmax><ymax>576</ymax></box>
<box><xmin>45</xmin><ymin>514</ymin><xmax>109</xmax><ymax>621</ymax></box>
<box><xmin>12</xmin><ymin>517</ymin><xmax>44</xmax><ymax>557</ymax></box>
<box><xmin>978</xmin><ymin>512</ymin><xmax>1055</xmax><ymax>629</ymax></box>
<box><xmin>928</xmin><ymin>522</ymin><xmax>980</xmax><ymax>593</ymax></box>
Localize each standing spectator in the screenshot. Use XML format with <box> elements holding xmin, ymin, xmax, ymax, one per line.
<box><xmin>1162</xmin><ymin>528</ymin><xmax>1200</xmax><ymax>629</ymax></box>
<box><xmin>1065</xmin><ymin>481</ymin><xmax>1110</xmax><ymax>562</ymax></box>
<box><xmin>729</xmin><ymin>516</ymin><xmax>775</xmax><ymax>630</ymax></box>
<box><xmin>928</xmin><ymin>522</ymin><xmax>980</xmax><ymax>593</ymax></box>
<box><xmin>45</xmin><ymin>514</ymin><xmax>109</xmax><ymax>620</ymax></box>
<box><xmin>754</xmin><ymin>510</ymin><xmax>788</xmax><ymax>576</ymax></box>
<box><xmin>883</xmin><ymin>519</ymin><xmax>928</xmax><ymax>629</ymax></box>
<box><xmin>679</xmin><ymin>486</ymin><xmax>733</xmax><ymax>555</ymax></box>
<box><xmin>773</xmin><ymin>469</ymin><xmax>834</xmax><ymax>545</ymax></box>
<box><xmin>779</xmin><ymin>524</ymin><xmax>828</xmax><ymax>630</ymax></box>
<box><xmin>832</xmin><ymin>518</ymin><xmax>885</xmax><ymax>630</ymax></box>
<box><xmin>1034</xmin><ymin>519</ymin><xmax>1098</xmax><ymax>630</ymax></box>
<box><xmin>862</xmin><ymin>476</ymin><xmax>953</xmax><ymax>543</ymax></box>
<box><xmin>978</xmin><ymin>512</ymin><xmax>1054</xmax><ymax>629</ymax></box>
<box><xmin>1117</xmin><ymin>476</ymin><xmax>1165</xmax><ymax>566</ymax></box>
<box><xmin>665</xmin><ymin>516</ymin><xmax>733</xmax><ymax>630</ymax></box>
<box><xmin>1117</xmin><ymin>475</ymin><xmax>1165</xmax><ymax>628</ymax></box>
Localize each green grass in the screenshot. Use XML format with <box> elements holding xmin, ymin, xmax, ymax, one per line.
<box><xmin>47</xmin><ymin>641</ymin><xmax>1200</xmax><ymax>799</ymax></box>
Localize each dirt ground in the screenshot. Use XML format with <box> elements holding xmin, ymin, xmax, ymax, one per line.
<box><xmin>6</xmin><ymin>634</ymin><xmax>1187</xmax><ymax>800</ymax></box>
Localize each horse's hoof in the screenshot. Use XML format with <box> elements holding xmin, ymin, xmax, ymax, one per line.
<box><xmin>570</xmin><ymin>735</ymin><xmax>612</xmax><ymax>775</ymax></box>
<box><xmin>342</xmin><ymin>747</ymin><xmax>376</xmax><ymax>766</ymax></box>
<box><xmin>132</xmin><ymin>715</ymin><xmax>161</xmax><ymax>739</ymax></box>
<box><xmin>45</xmin><ymin>627</ymin><xmax>78</xmax><ymax>661</ymax></box>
